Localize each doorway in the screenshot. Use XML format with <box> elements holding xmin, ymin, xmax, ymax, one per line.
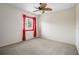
<box><xmin>22</xmin><ymin>14</ymin><xmax>36</xmax><ymax>41</ymax></box>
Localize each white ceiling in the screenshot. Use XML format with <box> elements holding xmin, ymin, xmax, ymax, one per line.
<box><xmin>8</xmin><ymin>3</ymin><xmax>76</xmax><ymax>15</ymax></box>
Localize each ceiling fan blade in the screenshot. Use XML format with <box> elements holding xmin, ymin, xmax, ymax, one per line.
<box><xmin>33</xmin><ymin>10</ymin><xmax>39</xmax><ymax>12</ymax></box>
<box><xmin>44</xmin><ymin>8</ymin><xmax>52</xmax><ymax>11</ymax></box>
<box><xmin>35</xmin><ymin>7</ymin><xmax>39</xmax><ymax>9</ymax></box>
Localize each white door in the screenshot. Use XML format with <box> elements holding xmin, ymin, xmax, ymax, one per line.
<box><xmin>25</xmin><ymin>17</ymin><xmax>34</xmax><ymax>40</ymax></box>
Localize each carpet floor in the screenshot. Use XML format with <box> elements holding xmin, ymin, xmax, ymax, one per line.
<box><xmin>0</xmin><ymin>38</ymin><xmax>78</xmax><ymax>55</ymax></box>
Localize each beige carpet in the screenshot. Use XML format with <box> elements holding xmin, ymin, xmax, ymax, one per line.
<box><xmin>0</xmin><ymin>38</ymin><xmax>78</xmax><ymax>55</ymax></box>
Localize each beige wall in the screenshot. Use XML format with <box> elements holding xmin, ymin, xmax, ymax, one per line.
<box><xmin>0</xmin><ymin>4</ymin><xmax>39</xmax><ymax>47</ymax></box>
<box><xmin>76</xmin><ymin>4</ymin><xmax>79</xmax><ymax>53</ymax></box>
<box><xmin>39</xmin><ymin>7</ymin><xmax>76</xmax><ymax>45</ymax></box>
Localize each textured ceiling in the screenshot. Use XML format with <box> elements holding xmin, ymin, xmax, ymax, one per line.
<box><xmin>8</xmin><ymin>3</ymin><xmax>76</xmax><ymax>15</ymax></box>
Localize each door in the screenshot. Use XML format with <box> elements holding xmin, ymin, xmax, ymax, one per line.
<box><xmin>22</xmin><ymin>14</ymin><xmax>36</xmax><ymax>41</ymax></box>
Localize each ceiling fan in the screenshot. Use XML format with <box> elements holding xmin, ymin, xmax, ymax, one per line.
<box><xmin>33</xmin><ymin>3</ymin><xmax>52</xmax><ymax>14</ymax></box>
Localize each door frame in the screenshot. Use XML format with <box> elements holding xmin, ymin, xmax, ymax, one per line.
<box><xmin>22</xmin><ymin>14</ymin><xmax>36</xmax><ymax>41</ymax></box>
